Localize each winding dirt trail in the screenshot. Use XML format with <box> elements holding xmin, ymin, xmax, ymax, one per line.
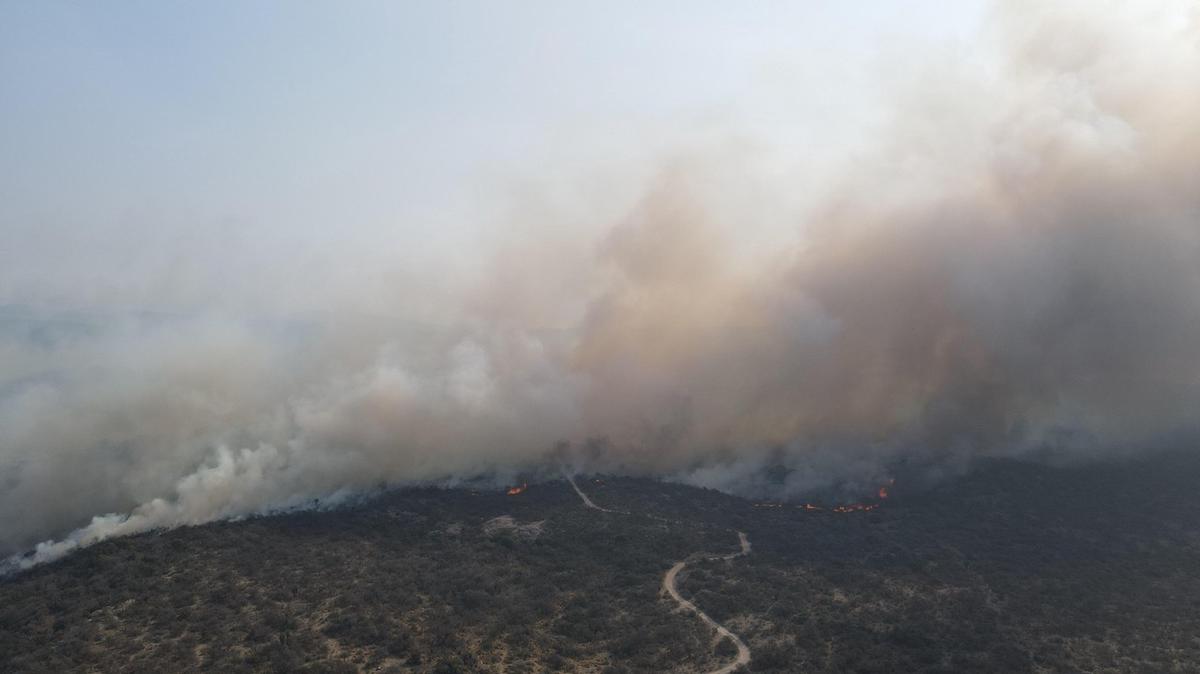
<box><xmin>566</xmin><ymin>474</ymin><xmax>625</xmax><ymax>514</ymax></box>
<box><xmin>662</xmin><ymin>531</ymin><xmax>751</xmax><ymax>674</ymax></box>
<box><xmin>565</xmin><ymin>474</ymin><xmax>752</xmax><ymax>673</ymax></box>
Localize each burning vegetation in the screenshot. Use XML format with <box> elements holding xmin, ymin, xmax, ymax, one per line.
<box><xmin>754</xmin><ymin>479</ymin><xmax>894</xmax><ymax>514</ymax></box>
<box><xmin>506</xmin><ymin>483</ymin><xmax>528</xmax><ymax>496</ymax></box>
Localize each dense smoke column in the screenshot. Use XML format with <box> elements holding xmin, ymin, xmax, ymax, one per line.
<box><xmin>3</xmin><ymin>1</ymin><xmax>1199</xmax><ymax>568</ymax></box>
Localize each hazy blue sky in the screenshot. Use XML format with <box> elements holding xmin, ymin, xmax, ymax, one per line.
<box><xmin>1</xmin><ymin>1</ymin><xmax>986</xmax><ymax>310</ymax></box>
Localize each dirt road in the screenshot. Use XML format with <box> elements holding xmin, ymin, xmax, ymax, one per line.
<box><xmin>661</xmin><ymin>532</ymin><xmax>752</xmax><ymax>674</ymax></box>
<box><xmin>565</xmin><ymin>474</ymin><xmax>752</xmax><ymax>673</ymax></box>
<box><xmin>565</xmin><ymin>474</ymin><xmax>623</xmax><ymax>513</ymax></box>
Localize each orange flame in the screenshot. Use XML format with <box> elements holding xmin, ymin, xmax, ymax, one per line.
<box><xmin>506</xmin><ymin>483</ymin><xmax>528</xmax><ymax>496</ymax></box>
<box><xmin>793</xmin><ymin>479</ymin><xmax>894</xmax><ymax>514</ymax></box>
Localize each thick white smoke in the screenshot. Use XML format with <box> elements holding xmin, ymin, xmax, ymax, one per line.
<box><xmin>3</xmin><ymin>0</ymin><xmax>1200</xmax><ymax>570</ymax></box>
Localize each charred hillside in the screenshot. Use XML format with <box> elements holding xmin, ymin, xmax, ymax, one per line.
<box><xmin>4</xmin><ymin>453</ymin><xmax>1200</xmax><ymax>673</ymax></box>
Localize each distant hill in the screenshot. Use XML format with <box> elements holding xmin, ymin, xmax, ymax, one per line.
<box><xmin>4</xmin><ymin>453</ymin><xmax>1200</xmax><ymax>673</ymax></box>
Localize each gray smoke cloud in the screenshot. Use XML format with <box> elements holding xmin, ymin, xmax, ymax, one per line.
<box><xmin>3</xmin><ymin>1</ymin><xmax>1200</xmax><ymax>570</ymax></box>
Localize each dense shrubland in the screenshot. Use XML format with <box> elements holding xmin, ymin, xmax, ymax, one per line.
<box><xmin>5</xmin><ymin>454</ymin><xmax>1200</xmax><ymax>673</ymax></box>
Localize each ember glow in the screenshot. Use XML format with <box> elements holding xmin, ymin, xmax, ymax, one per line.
<box><xmin>506</xmin><ymin>484</ymin><xmax>528</xmax><ymax>496</ymax></box>
<box><xmin>878</xmin><ymin>480</ymin><xmax>894</xmax><ymax>500</ymax></box>
<box><xmin>756</xmin><ymin>479</ymin><xmax>895</xmax><ymax>514</ymax></box>
<box><xmin>832</xmin><ymin>503</ymin><xmax>879</xmax><ymax>514</ymax></box>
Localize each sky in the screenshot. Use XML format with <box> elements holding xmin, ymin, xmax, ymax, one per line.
<box><xmin>1</xmin><ymin>1</ymin><xmax>986</xmax><ymax>313</ymax></box>
<box><xmin>5</xmin><ymin>1</ymin><xmax>1200</xmax><ymax>571</ymax></box>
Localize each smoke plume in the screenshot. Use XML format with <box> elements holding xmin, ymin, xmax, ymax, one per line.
<box><xmin>3</xmin><ymin>1</ymin><xmax>1199</xmax><ymax>570</ymax></box>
